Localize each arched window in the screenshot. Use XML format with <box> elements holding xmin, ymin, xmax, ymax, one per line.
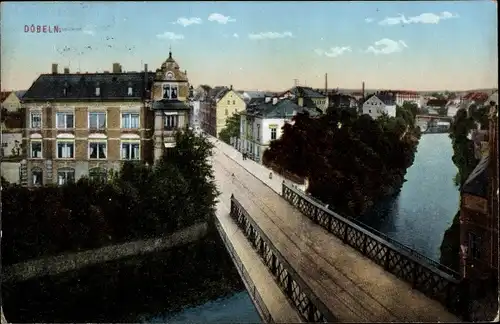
<box><xmin>57</xmin><ymin>168</ymin><xmax>75</xmax><ymax>185</ymax></box>
<box><xmin>89</xmin><ymin>167</ymin><xmax>107</xmax><ymax>183</ymax></box>
<box><xmin>31</xmin><ymin>167</ymin><xmax>43</xmax><ymax>186</ymax></box>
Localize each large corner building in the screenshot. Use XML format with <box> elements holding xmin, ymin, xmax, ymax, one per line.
<box><xmin>21</xmin><ymin>51</ymin><xmax>192</xmax><ymax>186</ymax></box>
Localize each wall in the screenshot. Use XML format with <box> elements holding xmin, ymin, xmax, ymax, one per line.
<box><xmin>1</xmin><ymin>161</ymin><xmax>20</xmax><ymax>184</ymax></box>
<box><xmin>2</xmin><ymin>222</ymin><xmax>208</xmax><ymax>283</ymax></box>
<box><xmin>23</xmin><ymin>101</ymin><xmax>150</xmax><ymax>186</ymax></box>
<box><xmin>1</xmin><ymin>92</ymin><xmax>22</xmax><ymax>112</ymax></box>
<box><xmin>215</xmin><ymin>90</ymin><xmax>246</xmax><ymax>137</ymax></box>
<box><xmin>1</xmin><ymin>133</ymin><xmax>22</xmax><ymax>158</ymax></box>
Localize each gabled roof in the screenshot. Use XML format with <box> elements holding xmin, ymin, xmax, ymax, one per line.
<box><xmin>1</xmin><ymin>91</ymin><xmax>12</xmax><ymax>102</ymax></box>
<box><xmin>328</xmin><ymin>93</ymin><xmax>359</xmax><ymax>109</ymax></box>
<box><xmin>462</xmin><ymin>155</ymin><xmax>490</xmax><ymax>198</ymax></box>
<box><xmin>280</xmin><ymin>86</ymin><xmax>326</xmax><ymax>99</ymax></box>
<box><xmin>207</xmin><ymin>86</ymin><xmax>229</xmax><ymax>101</ymax></box>
<box><xmin>243</xmin><ymin>91</ymin><xmax>267</xmax><ymax>99</ymax></box>
<box><xmin>244</xmin><ymin>98</ymin><xmax>321</xmax><ymax>119</ymax></box>
<box><xmin>15</xmin><ymin>90</ymin><xmax>27</xmax><ymax>99</ymax></box>
<box><xmin>22</xmin><ymin>72</ymin><xmax>155</xmax><ymax>102</ymax></box>
<box><xmin>364</xmin><ymin>93</ymin><xmax>395</xmax><ymax>106</ymax></box>
<box><xmin>198</xmin><ymin>85</ymin><xmax>212</xmax><ymax>93</ymax></box>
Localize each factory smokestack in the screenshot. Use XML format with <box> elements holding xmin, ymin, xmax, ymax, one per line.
<box><xmin>362</xmin><ymin>81</ymin><xmax>365</xmax><ymax>101</ymax></box>
<box><xmin>325</xmin><ymin>73</ymin><xmax>328</xmax><ymax>95</ymax></box>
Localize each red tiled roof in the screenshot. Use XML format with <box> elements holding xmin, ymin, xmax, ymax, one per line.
<box><xmin>463</xmin><ymin>92</ymin><xmax>489</xmax><ymax>101</ymax></box>
<box><xmin>1</xmin><ymin>91</ymin><xmax>12</xmax><ymax>102</ymax></box>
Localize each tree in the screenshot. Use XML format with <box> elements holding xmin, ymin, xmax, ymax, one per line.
<box><xmin>263</xmin><ymin>109</ymin><xmax>419</xmax><ymax>217</ymax></box>
<box><xmin>218</xmin><ymin>113</ymin><xmax>241</xmax><ymax>145</ymax></box>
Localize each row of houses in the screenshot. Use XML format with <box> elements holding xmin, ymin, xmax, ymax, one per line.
<box><xmin>1</xmin><ymin>51</ymin><xmax>194</xmax><ymax>186</ymax></box>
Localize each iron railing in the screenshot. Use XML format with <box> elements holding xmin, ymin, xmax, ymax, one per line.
<box><xmin>213</xmin><ymin>216</ymin><xmax>274</xmax><ymax>324</ymax></box>
<box><xmin>282</xmin><ymin>182</ymin><xmax>470</xmax><ymax>319</ymax></box>
<box><xmin>293</xmin><ymin>185</ymin><xmax>460</xmax><ymax>277</ymax></box>
<box><xmin>229</xmin><ymin>195</ymin><xmax>335</xmax><ymax>323</ymax></box>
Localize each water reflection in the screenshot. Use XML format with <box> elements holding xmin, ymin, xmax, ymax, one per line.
<box><xmin>143</xmin><ymin>291</ymin><xmax>261</xmax><ymax>324</ymax></box>
<box><xmin>360</xmin><ymin>134</ymin><xmax>459</xmax><ymax>261</ymax></box>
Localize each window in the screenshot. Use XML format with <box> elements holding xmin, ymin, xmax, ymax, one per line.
<box><xmin>164</xmin><ymin>115</ymin><xmax>179</xmax><ymax>130</ymax></box>
<box><xmin>128</xmin><ymin>87</ymin><xmax>133</xmax><ymax>96</ymax></box>
<box><xmin>233</xmin><ymin>100</ymin><xmax>235</xmax><ymax>104</ymax></box>
<box><xmin>2</xmin><ymin>142</ymin><xmax>8</xmax><ymax>147</ymax></box>
<box><xmin>56</xmin><ymin>112</ymin><xmax>74</xmax><ymax>129</ymax></box>
<box><xmin>89</xmin><ymin>112</ymin><xmax>106</xmax><ymax>129</ymax></box>
<box><xmin>89</xmin><ymin>142</ymin><xmax>107</xmax><ymax>159</ymax></box>
<box><xmin>121</xmin><ymin>142</ymin><xmax>140</xmax><ymax>160</ymax></box>
<box><xmin>257</xmin><ymin>124</ymin><xmax>261</xmax><ymax>141</ymax></box>
<box><xmin>32</xmin><ymin>167</ymin><xmax>43</xmax><ymax>186</ymax></box>
<box><xmin>468</xmin><ymin>232</ymin><xmax>481</xmax><ymax>260</ymax></box>
<box><xmin>30</xmin><ymin>140</ymin><xmax>42</xmax><ymax>158</ymax></box>
<box><xmin>57</xmin><ymin>141</ymin><xmax>74</xmax><ymax>159</ymax></box>
<box><xmin>95</xmin><ymin>87</ymin><xmax>101</xmax><ymax>96</ymax></box>
<box><xmin>270</xmin><ymin>127</ymin><xmax>277</xmax><ymax>140</ymax></box>
<box><xmin>30</xmin><ymin>112</ymin><xmax>42</xmax><ymax>128</ymax></box>
<box><xmin>57</xmin><ymin>168</ymin><xmax>75</xmax><ymax>185</ymax></box>
<box><xmin>163</xmin><ymin>84</ymin><xmax>178</xmax><ymax>100</ymax></box>
<box><xmin>121</xmin><ymin>113</ymin><xmax>140</xmax><ymax>129</ymax></box>
<box><xmin>89</xmin><ymin>167</ymin><xmax>107</xmax><ymax>183</ymax></box>
<box><xmin>227</xmin><ymin>100</ymin><xmax>230</xmax><ymax>105</ymax></box>
<box><xmin>225</xmin><ymin>109</ymin><xmax>228</xmax><ymax>116</ymax></box>
<box><xmin>369</xmin><ymin>109</ymin><xmax>372</xmax><ymax>113</ymax></box>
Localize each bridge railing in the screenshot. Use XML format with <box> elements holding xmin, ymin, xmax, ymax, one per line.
<box><xmin>290</xmin><ymin>184</ymin><xmax>460</xmax><ymax>278</ymax></box>
<box><xmin>230</xmin><ymin>195</ymin><xmax>335</xmax><ymax>323</ymax></box>
<box><xmin>281</xmin><ymin>182</ymin><xmax>467</xmax><ymax>317</ymax></box>
<box><xmin>213</xmin><ymin>216</ymin><xmax>274</xmax><ymax>324</ymax></box>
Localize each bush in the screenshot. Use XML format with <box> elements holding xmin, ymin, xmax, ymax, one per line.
<box><xmin>1</xmin><ymin>129</ymin><xmax>218</xmax><ymax>265</ymax></box>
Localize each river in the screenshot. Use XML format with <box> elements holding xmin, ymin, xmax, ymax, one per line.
<box><xmin>359</xmin><ymin>133</ymin><xmax>459</xmax><ymax>261</ymax></box>
<box><xmin>146</xmin><ymin>134</ymin><xmax>459</xmax><ymax>322</ymax></box>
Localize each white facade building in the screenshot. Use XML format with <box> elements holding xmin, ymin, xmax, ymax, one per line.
<box><xmin>236</xmin><ymin>98</ymin><xmax>320</xmax><ymax>163</ymax></box>
<box><xmin>394</xmin><ymin>91</ymin><xmax>422</xmax><ymax>108</ymax></box>
<box><xmin>362</xmin><ymin>94</ymin><xmax>396</xmax><ymax>119</ymax></box>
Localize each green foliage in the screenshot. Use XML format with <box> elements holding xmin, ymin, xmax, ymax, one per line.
<box><xmin>1</xmin><ymin>129</ymin><xmax>218</xmax><ymax>265</ymax></box>
<box><xmin>430</xmin><ymin>92</ymin><xmax>445</xmax><ymax>100</ymax></box>
<box><xmin>449</xmin><ymin>108</ymin><xmax>479</xmax><ymax>187</ymax></box>
<box><xmin>218</xmin><ymin>112</ymin><xmax>241</xmax><ymax>144</ymax></box>
<box><xmin>263</xmin><ymin>108</ymin><xmax>419</xmax><ymax>216</ymax></box>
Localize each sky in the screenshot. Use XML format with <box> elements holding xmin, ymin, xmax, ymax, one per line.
<box><xmin>1</xmin><ymin>1</ymin><xmax>498</xmax><ymax>92</ymax></box>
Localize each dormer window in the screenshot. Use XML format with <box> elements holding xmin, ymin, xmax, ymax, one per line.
<box><xmin>63</xmin><ymin>82</ymin><xmax>68</xmax><ymax>96</ymax></box>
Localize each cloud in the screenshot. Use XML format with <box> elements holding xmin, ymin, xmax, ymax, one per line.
<box><xmin>314</xmin><ymin>46</ymin><xmax>352</xmax><ymax>57</ymax></box>
<box><xmin>172</xmin><ymin>17</ymin><xmax>202</xmax><ymax>27</ymax></box>
<box><xmin>379</xmin><ymin>11</ymin><xmax>459</xmax><ymax>26</ymax></box>
<box><xmin>365</xmin><ymin>17</ymin><xmax>374</xmax><ymax>23</ymax></box>
<box><xmin>156</xmin><ymin>31</ymin><xmax>184</xmax><ymax>40</ymax></box>
<box><xmin>365</xmin><ymin>38</ymin><xmax>408</xmax><ymax>55</ymax></box>
<box><xmin>248</xmin><ymin>31</ymin><xmax>293</xmax><ymax>40</ymax></box>
<box><xmin>233</xmin><ymin>33</ymin><xmax>239</xmax><ymax>38</ymax></box>
<box><xmin>208</xmin><ymin>13</ymin><xmax>236</xmax><ymax>24</ymax></box>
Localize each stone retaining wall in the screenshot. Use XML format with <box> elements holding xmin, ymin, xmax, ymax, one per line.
<box><xmin>2</xmin><ymin>222</ymin><xmax>208</xmax><ymax>283</ymax></box>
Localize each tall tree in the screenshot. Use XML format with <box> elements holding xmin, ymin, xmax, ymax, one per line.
<box><xmin>218</xmin><ymin>113</ymin><xmax>241</xmax><ymax>144</ymax></box>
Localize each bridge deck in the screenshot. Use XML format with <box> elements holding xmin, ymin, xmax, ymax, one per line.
<box><xmin>215</xmin><ymin>181</ymin><xmax>302</xmax><ymax>323</ymax></box>
<box><xmin>211</xmin><ymin>139</ymin><xmax>460</xmax><ymax>322</ymax></box>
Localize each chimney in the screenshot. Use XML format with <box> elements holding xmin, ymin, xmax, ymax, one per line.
<box><xmin>112</xmin><ymin>63</ymin><xmax>122</xmax><ymax>73</ymax></box>
<box><xmin>325</xmin><ymin>73</ymin><xmax>328</xmax><ymax>95</ymax></box>
<box><xmin>230</xmin><ymin>85</ymin><xmax>233</xmax><ymax>90</ymax></box>
<box><xmin>265</xmin><ymin>97</ymin><xmax>271</xmax><ymax>103</ymax></box>
<box><xmin>144</xmin><ymin>63</ymin><xmax>149</xmax><ymax>99</ymax></box>
<box><xmin>272</xmin><ymin>97</ymin><xmax>278</xmax><ymax>105</ymax></box>
<box><xmin>63</xmin><ymin>67</ymin><xmax>70</xmax><ymax>74</ymax></box>
<box><xmin>52</xmin><ymin>63</ymin><xmax>58</xmax><ymax>74</ymax></box>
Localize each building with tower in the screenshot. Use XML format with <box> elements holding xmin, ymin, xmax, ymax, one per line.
<box><xmin>149</xmin><ymin>50</ymin><xmax>193</xmax><ymax>161</ymax></box>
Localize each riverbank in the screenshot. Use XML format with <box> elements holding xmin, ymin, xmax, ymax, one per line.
<box><xmin>2</xmin><ymin>231</ymin><xmax>246</xmax><ymax>323</ymax></box>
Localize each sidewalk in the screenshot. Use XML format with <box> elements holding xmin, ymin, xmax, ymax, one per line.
<box><xmin>207</xmin><ymin>136</ymin><xmax>306</xmax><ymax>195</ymax></box>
